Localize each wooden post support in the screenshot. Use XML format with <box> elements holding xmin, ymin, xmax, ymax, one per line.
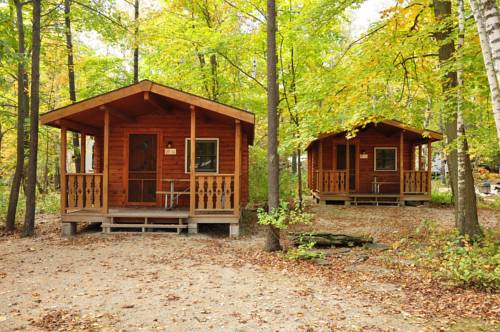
<box><xmin>60</xmin><ymin>127</ymin><xmax>67</xmax><ymax>214</ymax></box>
<box><xmin>103</xmin><ymin>109</ymin><xmax>110</xmax><ymax>213</ymax></box>
<box><xmin>319</xmin><ymin>140</ymin><xmax>323</xmax><ymax>193</ymax></box>
<box><xmin>346</xmin><ymin>139</ymin><xmax>350</xmax><ymax>193</ymax></box>
<box><xmin>427</xmin><ymin>140</ymin><xmax>432</xmax><ymax>196</ymax></box>
<box><xmin>399</xmin><ymin>131</ymin><xmax>404</xmax><ymax>203</ymax></box>
<box><xmin>418</xmin><ymin>144</ymin><xmax>422</xmax><ymax>170</ymax></box>
<box><xmin>234</xmin><ymin>120</ymin><xmax>241</xmax><ymax>217</ymax></box>
<box><xmin>189</xmin><ymin>105</ymin><xmax>196</xmax><ymax>216</ymax></box>
<box><xmin>80</xmin><ymin>132</ymin><xmax>86</xmax><ymax>173</ymax></box>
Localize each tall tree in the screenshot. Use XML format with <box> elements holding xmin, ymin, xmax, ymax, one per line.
<box><xmin>433</xmin><ymin>0</ymin><xmax>482</xmax><ymax>238</ymax></box>
<box><xmin>23</xmin><ymin>0</ymin><xmax>41</xmax><ymax>236</ymax></box>
<box><xmin>133</xmin><ymin>0</ymin><xmax>139</xmax><ymax>83</ymax></box>
<box><xmin>5</xmin><ymin>0</ymin><xmax>28</xmax><ymax>232</ymax></box>
<box><xmin>470</xmin><ymin>0</ymin><xmax>500</xmax><ymax>146</ymax></box>
<box><xmin>64</xmin><ymin>0</ymin><xmax>80</xmax><ymax>172</ymax></box>
<box><xmin>479</xmin><ymin>0</ymin><xmax>500</xmax><ymax>84</ymax></box>
<box><xmin>265</xmin><ymin>0</ymin><xmax>281</xmax><ymax>252</ymax></box>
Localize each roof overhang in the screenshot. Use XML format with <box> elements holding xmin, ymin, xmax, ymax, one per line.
<box><xmin>305</xmin><ymin>119</ymin><xmax>443</xmax><ymax>150</ymax></box>
<box><xmin>41</xmin><ymin>80</ymin><xmax>255</xmax><ymax>143</ymax></box>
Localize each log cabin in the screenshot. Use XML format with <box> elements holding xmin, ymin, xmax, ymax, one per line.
<box><xmin>40</xmin><ymin>80</ymin><xmax>255</xmax><ymax>236</ymax></box>
<box><xmin>306</xmin><ymin>120</ymin><xmax>443</xmax><ymax>206</ymax></box>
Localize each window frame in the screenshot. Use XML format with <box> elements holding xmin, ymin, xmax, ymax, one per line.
<box><xmin>374</xmin><ymin>147</ymin><xmax>398</xmax><ymax>172</ymax></box>
<box><xmin>185</xmin><ymin>138</ymin><xmax>220</xmax><ymax>174</ymax></box>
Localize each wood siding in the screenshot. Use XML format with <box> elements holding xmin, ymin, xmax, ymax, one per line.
<box><xmin>308</xmin><ymin>126</ymin><xmax>414</xmax><ymax>194</ymax></box>
<box><xmin>104</xmin><ymin>108</ymin><xmax>249</xmax><ymax>208</ymax></box>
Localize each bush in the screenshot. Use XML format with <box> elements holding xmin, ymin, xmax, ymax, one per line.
<box><xmin>439</xmin><ymin>234</ymin><xmax>499</xmax><ymax>290</ymax></box>
<box><xmin>409</xmin><ymin>220</ymin><xmax>499</xmax><ymax>291</ymax></box>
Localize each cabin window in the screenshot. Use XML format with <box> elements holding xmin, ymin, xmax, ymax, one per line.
<box><xmin>374</xmin><ymin>147</ymin><xmax>397</xmax><ymax>171</ymax></box>
<box><xmin>185</xmin><ymin>139</ymin><xmax>219</xmax><ymax>173</ymax></box>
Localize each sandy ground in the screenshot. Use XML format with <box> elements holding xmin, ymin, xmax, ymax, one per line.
<box><xmin>0</xmin><ymin>205</ymin><xmax>498</xmax><ymax>331</ymax></box>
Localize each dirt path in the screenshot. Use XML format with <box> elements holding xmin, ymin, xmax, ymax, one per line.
<box><xmin>0</xmin><ymin>205</ymin><xmax>498</xmax><ymax>331</ymax></box>
<box><xmin>0</xmin><ymin>233</ymin><xmax>425</xmax><ymax>331</ymax></box>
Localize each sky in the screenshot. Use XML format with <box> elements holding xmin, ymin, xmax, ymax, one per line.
<box><xmin>350</xmin><ymin>0</ymin><xmax>395</xmax><ymax>36</ymax></box>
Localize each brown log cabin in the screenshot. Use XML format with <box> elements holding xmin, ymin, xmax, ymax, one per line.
<box><xmin>306</xmin><ymin>120</ymin><xmax>443</xmax><ymax>206</ymax></box>
<box><xmin>40</xmin><ymin>80</ymin><xmax>255</xmax><ymax>236</ymax></box>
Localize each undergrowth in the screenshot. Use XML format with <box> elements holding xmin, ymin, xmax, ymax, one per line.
<box><xmin>401</xmin><ymin>219</ymin><xmax>499</xmax><ymax>291</ymax></box>
<box><xmin>0</xmin><ymin>184</ymin><xmax>60</xmax><ymax>225</ymax></box>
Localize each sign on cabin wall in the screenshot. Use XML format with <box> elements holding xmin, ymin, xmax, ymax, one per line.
<box><xmin>360</xmin><ymin>152</ymin><xmax>368</xmax><ymax>159</ymax></box>
<box><xmin>164</xmin><ymin>148</ymin><xmax>176</xmax><ymax>155</ymax></box>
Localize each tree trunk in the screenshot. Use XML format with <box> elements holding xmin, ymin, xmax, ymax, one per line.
<box><xmin>433</xmin><ymin>0</ymin><xmax>482</xmax><ymax>238</ymax></box>
<box><xmin>23</xmin><ymin>0</ymin><xmax>41</xmax><ymax>237</ymax></box>
<box><xmin>297</xmin><ymin>148</ymin><xmax>303</xmax><ymax>209</ymax></box>
<box><xmin>133</xmin><ymin>0</ymin><xmax>139</xmax><ymax>83</ymax></box>
<box><xmin>291</xmin><ymin>152</ymin><xmax>297</xmax><ymax>174</ymax></box>
<box><xmin>42</xmin><ymin>131</ymin><xmax>49</xmax><ymax>193</ymax></box>
<box><xmin>479</xmin><ymin>0</ymin><xmax>500</xmax><ymax>86</ymax></box>
<box><xmin>5</xmin><ymin>0</ymin><xmax>27</xmax><ymax>232</ymax></box>
<box><xmin>265</xmin><ymin>0</ymin><xmax>281</xmax><ymax>252</ymax></box>
<box><xmin>64</xmin><ymin>0</ymin><xmax>80</xmax><ymax>171</ymax></box>
<box><xmin>457</xmin><ymin>0</ymin><xmax>482</xmax><ymax>239</ymax></box>
<box><xmin>470</xmin><ymin>0</ymin><xmax>500</xmax><ymax>146</ymax></box>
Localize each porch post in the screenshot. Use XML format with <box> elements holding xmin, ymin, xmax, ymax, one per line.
<box><xmin>234</xmin><ymin>119</ymin><xmax>241</xmax><ymax>217</ymax></box>
<box><xmin>189</xmin><ymin>105</ymin><xmax>196</xmax><ymax>216</ymax></box>
<box><xmin>418</xmin><ymin>144</ymin><xmax>422</xmax><ymax>170</ymax></box>
<box><xmin>427</xmin><ymin>140</ymin><xmax>432</xmax><ymax>196</ymax></box>
<box><xmin>346</xmin><ymin>138</ymin><xmax>350</xmax><ymax>193</ymax></box>
<box><xmin>399</xmin><ymin>131</ymin><xmax>404</xmax><ymax>204</ymax></box>
<box><xmin>80</xmin><ymin>132</ymin><xmax>86</xmax><ymax>173</ymax></box>
<box><xmin>103</xmin><ymin>108</ymin><xmax>110</xmax><ymax>213</ymax></box>
<box><xmin>318</xmin><ymin>140</ymin><xmax>323</xmax><ymax>193</ymax></box>
<box><xmin>60</xmin><ymin>127</ymin><xmax>67</xmax><ymax>215</ymax></box>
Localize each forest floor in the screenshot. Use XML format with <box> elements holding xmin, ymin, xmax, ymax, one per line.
<box><xmin>0</xmin><ymin>205</ymin><xmax>498</xmax><ymax>331</ymax></box>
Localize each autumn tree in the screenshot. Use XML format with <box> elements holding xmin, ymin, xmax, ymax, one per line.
<box><xmin>24</xmin><ymin>0</ymin><xmax>41</xmax><ymax>236</ymax></box>
<box><xmin>265</xmin><ymin>0</ymin><xmax>281</xmax><ymax>252</ymax></box>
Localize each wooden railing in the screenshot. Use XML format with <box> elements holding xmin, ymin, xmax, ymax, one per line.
<box><xmin>65</xmin><ymin>173</ymin><xmax>103</xmax><ymax>211</ymax></box>
<box><xmin>195</xmin><ymin>174</ymin><xmax>234</xmax><ymax>212</ymax></box>
<box><xmin>314</xmin><ymin>169</ymin><xmax>348</xmax><ymax>193</ymax></box>
<box><xmin>403</xmin><ymin>170</ymin><xmax>430</xmax><ymax>194</ymax></box>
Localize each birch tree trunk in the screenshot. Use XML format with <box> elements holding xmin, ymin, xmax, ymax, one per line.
<box><xmin>433</xmin><ymin>0</ymin><xmax>482</xmax><ymax>238</ymax></box>
<box><xmin>265</xmin><ymin>0</ymin><xmax>281</xmax><ymax>252</ymax></box>
<box><xmin>6</xmin><ymin>0</ymin><xmax>27</xmax><ymax>232</ymax></box>
<box><xmin>470</xmin><ymin>0</ymin><xmax>500</xmax><ymax>146</ymax></box>
<box><xmin>457</xmin><ymin>0</ymin><xmax>482</xmax><ymax>238</ymax></box>
<box><xmin>480</xmin><ymin>0</ymin><xmax>500</xmax><ymax>84</ymax></box>
<box><xmin>23</xmin><ymin>0</ymin><xmax>41</xmax><ymax>236</ymax></box>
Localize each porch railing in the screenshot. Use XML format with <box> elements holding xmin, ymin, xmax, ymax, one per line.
<box><xmin>314</xmin><ymin>169</ymin><xmax>348</xmax><ymax>193</ymax></box>
<box><xmin>195</xmin><ymin>174</ymin><xmax>234</xmax><ymax>212</ymax></box>
<box><xmin>403</xmin><ymin>170</ymin><xmax>430</xmax><ymax>194</ymax></box>
<box><xmin>65</xmin><ymin>173</ymin><xmax>103</xmax><ymax>211</ymax></box>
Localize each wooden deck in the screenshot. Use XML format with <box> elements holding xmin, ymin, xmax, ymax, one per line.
<box><xmin>312</xmin><ymin>191</ymin><xmax>430</xmax><ymax>206</ymax></box>
<box><xmin>61</xmin><ymin>207</ymin><xmax>239</xmax><ymax>235</ymax></box>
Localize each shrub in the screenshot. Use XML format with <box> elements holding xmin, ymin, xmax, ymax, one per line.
<box><xmin>257</xmin><ymin>200</ymin><xmax>313</xmax><ymax>230</ymax></box>
<box><xmin>439</xmin><ymin>233</ymin><xmax>499</xmax><ymax>290</ymax></box>
<box><xmin>409</xmin><ymin>220</ymin><xmax>499</xmax><ymax>291</ymax></box>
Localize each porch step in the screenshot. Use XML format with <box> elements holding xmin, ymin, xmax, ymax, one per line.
<box><xmin>352</xmin><ymin>195</ymin><xmax>400</xmax><ymax>206</ymax></box>
<box><xmin>102</xmin><ymin>214</ymin><xmax>187</xmax><ymax>234</ymax></box>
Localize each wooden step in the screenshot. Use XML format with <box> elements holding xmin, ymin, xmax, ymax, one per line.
<box><xmin>102</xmin><ymin>223</ymin><xmax>187</xmax><ymax>229</ymax></box>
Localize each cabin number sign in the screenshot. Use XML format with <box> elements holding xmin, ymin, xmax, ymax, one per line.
<box><xmin>164</xmin><ymin>148</ymin><xmax>177</xmax><ymax>155</ymax></box>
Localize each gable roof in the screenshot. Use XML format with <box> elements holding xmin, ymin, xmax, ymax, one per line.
<box><xmin>306</xmin><ymin>119</ymin><xmax>443</xmax><ymax>150</ymax></box>
<box><xmin>40</xmin><ymin>80</ymin><xmax>255</xmax><ymax>125</ymax></box>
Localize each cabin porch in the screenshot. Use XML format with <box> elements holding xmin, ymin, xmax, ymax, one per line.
<box><xmin>308</xmin><ymin>123</ymin><xmax>440</xmax><ymax>206</ymax></box>
<box><xmin>42</xmin><ymin>81</ymin><xmax>255</xmax><ymax>237</ymax></box>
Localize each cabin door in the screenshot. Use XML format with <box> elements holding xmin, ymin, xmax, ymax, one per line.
<box><xmin>336</xmin><ymin>144</ymin><xmax>356</xmax><ymax>191</ymax></box>
<box><xmin>127</xmin><ymin>134</ymin><xmax>158</xmax><ymax>204</ymax></box>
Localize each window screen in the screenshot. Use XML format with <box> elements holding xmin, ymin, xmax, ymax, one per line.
<box><xmin>186</xmin><ymin>139</ymin><xmax>218</xmax><ymax>172</ymax></box>
<box><xmin>374</xmin><ymin>148</ymin><xmax>397</xmax><ymax>171</ymax></box>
